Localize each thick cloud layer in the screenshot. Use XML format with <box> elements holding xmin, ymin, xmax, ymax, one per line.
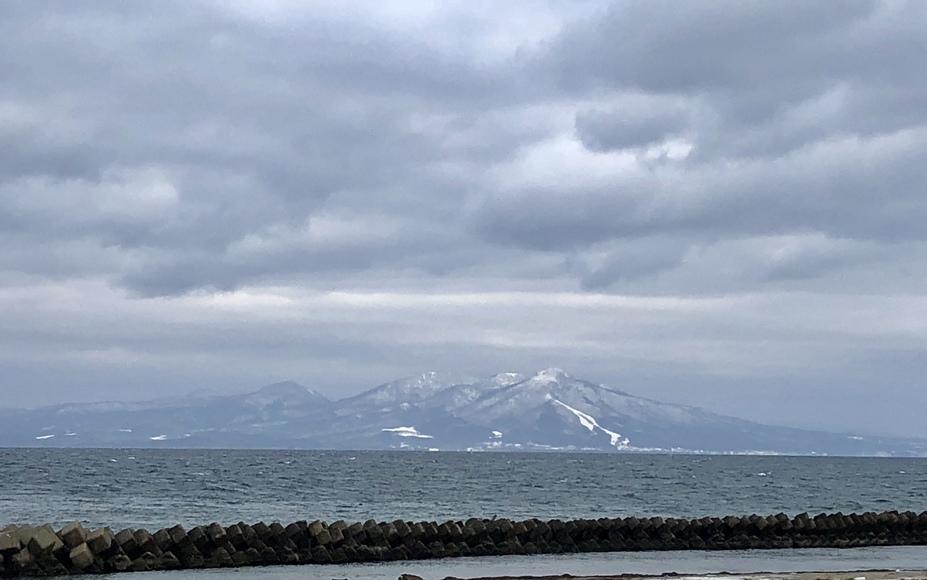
<box><xmin>2</xmin><ymin>1</ymin><xmax>926</xmax><ymax>436</ymax></box>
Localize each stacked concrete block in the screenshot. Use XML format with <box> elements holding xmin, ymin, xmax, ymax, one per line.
<box><xmin>2</xmin><ymin>510</ymin><xmax>927</xmax><ymax>576</ymax></box>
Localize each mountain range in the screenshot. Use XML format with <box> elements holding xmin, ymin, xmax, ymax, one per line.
<box><xmin>1</xmin><ymin>368</ymin><xmax>923</xmax><ymax>456</ymax></box>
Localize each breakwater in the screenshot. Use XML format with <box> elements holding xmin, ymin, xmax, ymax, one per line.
<box><xmin>2</xmin><ymin>511</ymin><xmax>926</xmax><ymax>577</ymax></box>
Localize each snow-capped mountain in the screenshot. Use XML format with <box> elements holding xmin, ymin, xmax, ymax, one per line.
<box><xmin>1</xmin><ymin>369</ymin><xmax>925</xmax><ymax>456</ymax></box>
<box><xmin>336</xmin><ymin>371</ymin><xmax>477</xmax><ymax>414</ymax></box>
<box><xmin>452</xmin><ymin>368</ymin><xmax>634</xmax><ymax>450</ymax></box>
<box><xmin>0</xmin><ymin>381</ymin><xmax>333</xmax><ymax>448</ymax></box>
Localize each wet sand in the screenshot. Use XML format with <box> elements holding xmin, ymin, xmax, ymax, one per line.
<box><xmin>448</xmin><ymin>572</ymin><xmax>927</xmax><ymax>580</ymax></box>
<box><xmin>112</xmin><ymin>546</ymin><xmax>927</xmax><ymax>579</ymax></box>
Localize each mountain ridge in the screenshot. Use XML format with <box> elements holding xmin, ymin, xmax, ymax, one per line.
<box><xmin>1</xmin><ymin>368</ymin><xmax>924</xmax><ymax>456</ymax></box>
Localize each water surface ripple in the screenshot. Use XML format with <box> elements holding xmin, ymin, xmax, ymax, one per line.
<box><xmin>2</xmin><ymin>449</ymin><xmax>925</xmax><ymax>530</ymax></box>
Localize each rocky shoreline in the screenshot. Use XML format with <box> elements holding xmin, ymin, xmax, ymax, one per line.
<box><xmin>2</xmin><ymin>511</ymin><xmax>927</xmax><ymax>577</ymax></box>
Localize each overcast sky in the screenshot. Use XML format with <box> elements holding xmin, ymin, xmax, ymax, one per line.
<box><xmin>2</xmin><ymin>1</ymin><xmax>927</xmax><ymax>436</ymax></box>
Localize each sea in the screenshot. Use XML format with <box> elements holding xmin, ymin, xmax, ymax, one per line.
<box><xmin>2</xmin><ymin>449</ymin><xmax>927</xmax><ymax>578</ymax></box>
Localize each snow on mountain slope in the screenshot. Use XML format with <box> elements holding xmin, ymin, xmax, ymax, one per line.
<box><xmin>4</xmin><ymin>369</ymin><xmax>927</xmax><ymax>455</ymax></box>
<box><xmin>0</xmin><ymin>380</ymin><xmax>334</xmax><ymax>448</ymax></box>
<box><xmin>458</xmin><ymin>368</ymin><xmax>632</xmax><ymax>425</ymax></box>
<box><xmin>335</xmin><ymin>371</ymin><xmax>476</xmax><ymax>415</ymax></box>
<box><xmin>448</xmin><ymin>368</ymin><xmax>647</xmax><ymax>450</ymax></box>
<box><xmin>491</xmin><ymin>372</ymin><xmax>528</xmax><ymax>387</ymax></box>
<box><xmin>444</xmin><ymin>368</ymin><xmax>908</xmax><ymax>454</ymax></box>
<box><xmin>381</xmin><ymin>426</ymin><xmax>434</xmax><ymax>439</ymax></box>
<box><xmin>422</xmin><ymin>372</ymin><xmax>527</xmax><ymax>412</ymax></box>
<box><xmin>551</xmin><ymin>398</ymin><xmax>631</xmax><ymax>449</ymax></box>
<box><xmin>548</xmin><ymin>369</ymin><xmax>706</xmax><ymax>427</ymax></box>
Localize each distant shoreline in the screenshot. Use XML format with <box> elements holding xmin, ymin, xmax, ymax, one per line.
<box><xmin>2</xmin><ymin>445</ymin><xmax>926</xmax><ymax>459</ymax></box>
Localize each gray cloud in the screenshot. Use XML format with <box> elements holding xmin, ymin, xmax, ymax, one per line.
<box><xmin>574</xmin><ymin>93</ymin><xmax>693</xmax><ymax>152</ymax></box>
<box><xmin>1</xmin><ymin>1</ymin><xmax>927</xmax><ymax>436</ymax></box>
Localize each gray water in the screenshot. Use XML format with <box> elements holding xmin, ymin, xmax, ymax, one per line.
<box><xmin>4</xmin><ymin>449</ymin><xmax>927</xmax><ymax>577</ymax></box>
<box><xmin>2</xmin><ymin>449</ymin><xmax>925</xmax><ymax>529</ymax></box>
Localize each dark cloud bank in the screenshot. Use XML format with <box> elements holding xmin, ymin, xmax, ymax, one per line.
<box><xmin>2</xmin><ymin>0</ymin><xmax>927</xmax><ymax>436</ymax></box>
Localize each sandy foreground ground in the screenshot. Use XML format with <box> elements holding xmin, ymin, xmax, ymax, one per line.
<box><xmin>443</xmin><ymin>571</ymin><xmax>927</xmax><ymax>580</ymax></box>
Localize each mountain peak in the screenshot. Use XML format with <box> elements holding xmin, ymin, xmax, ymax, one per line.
<box><xmin>491</xmin><ymin>372</ymin><xmax>527</xmax><ymax>387</ymax></box>
<box><xmin>257</xmin><ymin>381</ymin><xmax>316</xmax><ymax>396</ymax></box>
<box><xmin>6</xmin><ymin>370</ymin><xmax>926</xmax><ymax>455</ymax></box>
<box><xmin>344</xmin><ymin>371</ymin><xmax>477</xmax><ymax>408</ymax></box>
<box><xmin>245</xmin><ymin>381</ymin><xmax>329</xmax><ymax>406</ymax></box>
<box><xmin>534</xmin><ymin>367</ymin><xmax>570</xmax><ymax>382</ymax></box>
<box><xmin>409</xmin><ymin>371</ymin><xmax>474</xmax><ymax>388</ymax></box>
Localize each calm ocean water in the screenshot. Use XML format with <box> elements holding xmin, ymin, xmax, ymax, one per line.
<box><xmin>3</xmin><ymin>449</ymin><xmax>927</xmax><ymax>530</ymax></box>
